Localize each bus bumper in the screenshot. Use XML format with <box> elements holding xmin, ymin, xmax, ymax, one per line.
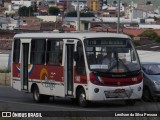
<box><xmin>87</xmin><ymin>82</ymin><xmax>143</xmax><ymax>101</ymax></box>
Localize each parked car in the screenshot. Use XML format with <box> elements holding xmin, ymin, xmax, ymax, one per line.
<box><xmin>141</xmin><ymin>62</ymin><xmax>160</xmax><ymax>101</ymax></box>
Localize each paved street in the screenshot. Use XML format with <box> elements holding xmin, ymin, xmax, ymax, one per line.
<box><xmin>1</xmin><ymin>85</ymin><xmax>160</xmax><ymax>113</ymax></box>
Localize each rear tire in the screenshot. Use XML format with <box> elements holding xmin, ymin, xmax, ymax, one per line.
<box><xmin>33</xmin><ymin>85</ymin><xmax>49</xmax><ymax>103</ymax></box>
<box><xmin>33</xmin><ymin>85</ymin><xmax>43</xmax><ymax>103</ymax></box>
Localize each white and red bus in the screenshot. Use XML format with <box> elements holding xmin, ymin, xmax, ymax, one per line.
<box><xmin>11</xmin><ymin>33</ymin><xmax>143</xmax><ymax>107</ymax></box>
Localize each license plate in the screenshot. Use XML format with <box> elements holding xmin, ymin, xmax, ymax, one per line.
<box><xmin>114</xmin><ymin>89</ymin><xmax>125</xmax><ymax>93</ymax></box>
<box><xmin>104</xmin><ymin>89</ymin><xmax>129</xmax><ymax>98</ymax></box>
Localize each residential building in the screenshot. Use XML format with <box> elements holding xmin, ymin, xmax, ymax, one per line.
<box><xmin>132</xmin><ymin>9</ymin><xmax>145</xmax><ymax>19</ymax></box>
<box><xmin>20</xmin><ymin>17</ymin><xmax>42</xmax><ymax>25</ymax></box>
<box><xmin>0</xmin><ymin>0</ymin><xmax>4</xmax><ymax>7</ymax></box>
<box><xmin>11</xmin><ymin>0</ymin><xmax>34</xmax><ymax>7</ymax></box>
<box><xmin>40</xmin><ymin>21</ymin><xmax>62</xmax><ymax>31</ymax></box>
<box><xmin>87</xmin><ymin>0</ymin><xmax>100</xmax><ymax>12</ymax></box>
<box><xmin>37</xmin><ymin>16</ymin><xmax>62</xmax><ymax>22</ymax></box>
<box><xmin>17</xmin><ymin>17</ymin><xmax>41</xmax><ymax>30</ymax></box>
<box><xmin>71</xmin><ymin>1</ymin><xmax>87</xmax><ymax>11</ymax></box>
<box><xmin>38</xmin><ymin>4</ymin><xmax>48</xmax><ymax>15</ymax></box>
<box><xmin>0</xmin><ymin>16</ymin><xmax>8</xmax><ymax>30</ymax></box>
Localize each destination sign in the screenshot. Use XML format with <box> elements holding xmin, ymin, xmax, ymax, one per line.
<box><xmin>86</xmin><ymin>38</ymin><xmax>127</xmax><ymax>46</ymax></box>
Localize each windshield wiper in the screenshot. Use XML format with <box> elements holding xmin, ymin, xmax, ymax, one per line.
<box><xmin>105</xmin><ymin>56</ymin><xmax>131</xmax><ymax>73</ymax></box>
<box><xmin>118</xmin><ymin>58</ymin><xmax>131</xmax><ymax>72</ymax></box>
<box><xmin>105</xmin><ymin>59</ymin><xmax>117</xmax><ymax>73</ymax></box>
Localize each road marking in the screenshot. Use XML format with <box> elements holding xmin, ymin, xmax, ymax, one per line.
<box><xmin>0</xmin><ymin>100</ymin><xmax>97</xmax><ymax>111</ymax></box>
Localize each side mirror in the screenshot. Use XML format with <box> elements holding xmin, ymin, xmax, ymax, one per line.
<box><xmin>131</xmin><ymin>50</ymin><xmax>136</xmax><ymax>61</ymax></box>
<box><xmin>74</xmin><ymin>52</ymin><xmax>79</xmax><ymax>61</ymax></box>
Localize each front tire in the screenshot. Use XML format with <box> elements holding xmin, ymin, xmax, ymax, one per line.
<box><xmin>78</xmin><ymin>88</ymin><xmax>88</xmax><ymax>107</ymax></box>
<box><xmin>125</xmin><ymin>100</ymin><xmax>136</xmax><ymax>106</ymax></box>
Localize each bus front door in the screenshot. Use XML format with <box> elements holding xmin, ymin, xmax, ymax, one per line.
<box><xmin>21</xmin><ymin>43</ymin><xmax>29</xmax><ymax>91</ymax></box>
<box><xmin>65</xmin><ymin>44</ymin><xmax>74</xmax><ymax>96</ymax></box>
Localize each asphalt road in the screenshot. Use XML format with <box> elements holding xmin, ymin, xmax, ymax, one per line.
<box><xmin>1</xmin><ymin>85</ymin><xmax>160</xmax><ymax>113</ymax></box>
<box><xmin>1</xmin><ymin>85</ymin><xmax>160</xmax><ymax>120</ymax></box>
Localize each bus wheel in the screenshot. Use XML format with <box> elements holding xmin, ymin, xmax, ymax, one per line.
<box><xmin>33</xmin><ymin>86</ymin><xmax>43</xmax><ymax>103</ymax></box>
<box><xmin>78</xmin><ymin>88</ymin><xmax>88</xmax><ymax>107</ymax></box>
<box><xmin>125</xmin><ymin>100</ymin><xmax>136</xmax><ymax>106</ymax></box>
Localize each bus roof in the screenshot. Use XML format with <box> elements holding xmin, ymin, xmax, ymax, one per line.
<box><xmin>14</xmin><ymin>32</ymin><xmax>130</xmax><ymax>40</ymax></box>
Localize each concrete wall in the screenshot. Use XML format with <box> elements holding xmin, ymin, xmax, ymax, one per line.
<box><xmin>0</xmin><ymin>54</ymin><xmax>11</xmax><ymax>70</ymax></box>
<box><xmin>0</xmin><ymin>73</ymin><xmax>11</xmax><ymax>86</ymax></box>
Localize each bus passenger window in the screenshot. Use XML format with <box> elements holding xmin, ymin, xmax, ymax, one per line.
<box><xmin>13</xmin><ymin>39</ymin><xmax>20</xmax><ymax>63</ymax></box>
<box><xmin>76</xmin><ymin>41</ymin><xmax>86</xmax><ymax>75</ymax></box>
<box><xmin>46</xmin><ymin>39</ymin><xmax>63</xmax><ymax>66</ymax></box>
<box><xmin>30</xmin><ymin>39</ymin><xmax>46</xmax><ymax>65</ymax></box>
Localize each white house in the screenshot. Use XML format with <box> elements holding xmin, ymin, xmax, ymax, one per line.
<box><xmin>8</xmin><ymin>4</ymin><xmax>20</xmax><ymax>11</ymax></box>
<box><xmin>12</xmin><ymin>0</ymin><xmax>34</xmax><ymax>7</ymax></box>
<box><xmin>36</xmin><ymin>16</ymin><xmax>62</xmax><ymax>22</ymax></box>
<box><xmin>0</xmin><ymin>16</ymin><xmax>8</xmax><ymax>30</ymax></box>
<box><xmin>139</xmin><ymin>24</ymin><xmax>160</xmax><ymax>29</ymax></box>
<box><xmin>71</xmin><ymin>1</ymin><xmax>87</xmax><ymax>11</ymax></box>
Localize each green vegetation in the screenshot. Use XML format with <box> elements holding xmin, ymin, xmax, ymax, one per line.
<box><xmin>0</xmin><ymin>69</ymin><xmax>10</xmax><ymax>73</ymax></box>
<box><xmin>138</xmin><ymin>30</ymin><xmax>160</xmax><ymax>42</ymax></box>
<box><xmin>18</xmin><ymin>6</ymin><xmax>34</xmax><ymax>17</ymax></box>
<box><xmin>48</xmin><ymin>7</ymin><xmax>60</xmax><ymax>15</ymax></box>
<box><xmin>133</xmin><ymin>41</ymin><xmax>141</xmax><ymax>46</ymax></box>
<box><xmin>66</xmin><ymin>11</ymin><xmax>95</xmax><ymax>17</ymax></box>
<box><xmin>125</xmin><ymin>33</ymin><xmax>135</xmax><ymax>39</ymax></box>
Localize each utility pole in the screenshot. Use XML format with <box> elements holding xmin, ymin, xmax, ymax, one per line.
<box><xmin>117</xmin><ymin>0</ymin><xmax>120</xmax><ymax>33</ymax></box>
<box><xmin>77</xmin><ymin>0</ymin><xmax>80</xmax><ymax>32</ymax></box>
<box><xmin>131</xmin><ymin>1</ymin><xmax>133</xmax><ymax>23</ymax></box>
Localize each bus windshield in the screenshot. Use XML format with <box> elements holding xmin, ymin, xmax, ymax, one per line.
<box><xmin>84</xmin><ymin>38</ymin><xmax>140</xmax><ymax>73</ymax></box>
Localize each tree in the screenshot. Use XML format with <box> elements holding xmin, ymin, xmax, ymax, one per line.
<box><xmin>33</xmin><ymin>2</ymin><xmax>38</xmax><ymax>12</ymax></box>
<box><xmin>146</xmin><ymin>1</ymin><xmax>152</xmax><ymax>5</ymax></box>
<box><xmin>48</xmin><ymin>7</ymin><xmax>60</xmax><ymax>15</ymax></box>
<box><xmin>138</xmin><ymin>30</ymin><xmax>160</xmax><ymax>42</ymax></box>
<box><xmin>18</xmin><ymin>6</ymin><xmax>34</xmax><ymax>17</ymax></box>
<box><xmin>113</xmin><ymin>1</ymin><xmax>117</xmax><ymax>5</ymax></box>
<box><xmin>66</xmin><ymin>11</ymin><xmax>95</xmax><ymax>17</ymax></box>
<box><xmin>104</xmin><ymin>0</ymin><xmax>107</xmax><ymax>5</ymax></box>
<box><xmin>18</xmin><ymin>6</ymin><xmax>28</xmax><ymax>17</ymax></box>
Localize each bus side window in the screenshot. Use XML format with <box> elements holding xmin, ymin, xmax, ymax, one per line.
<box><xmin>76</xmin><ymin>41</ymin><xmax>86</xmax><ymax>75</ymax></box>
<box><xmin>13</xmin><ymin>39</ymin><xmax>20</xmax><ymax>63</ymax></box>
<box><xmin>46</xmin><ymin>39</ymin><xmax>63</xmax><ymax>66</ymax></box>
<box><xmin>30</xmin><ymin>39</ymin><xmax>46</xmax><ymax>64</ymax></box>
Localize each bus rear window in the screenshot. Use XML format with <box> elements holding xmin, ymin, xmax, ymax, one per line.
<box><xmin>13</xmin><ymin>39</ymin><xmax>20</xmax><ymax>63</ymax></box>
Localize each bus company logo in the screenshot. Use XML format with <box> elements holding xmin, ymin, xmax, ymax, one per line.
<box><xmin>40</xmin><ymin>68</ymin><xmax>58</xmax><ymax>90</ymax></box>
<box><xmin>16</xmin><ymin>64</ymin><xmax>34</xmax><ymax>75</ymax></box>
<box><xmin>40</xmin><ymin>68</ymin><xmax>48</xmax><ymax>84</ymax></box>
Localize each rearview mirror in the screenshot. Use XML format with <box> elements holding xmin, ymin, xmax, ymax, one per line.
<box><xmin>131</xmin><ymin>50</ymin><xmax>136</xmax><ymax>61</ymax></box>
